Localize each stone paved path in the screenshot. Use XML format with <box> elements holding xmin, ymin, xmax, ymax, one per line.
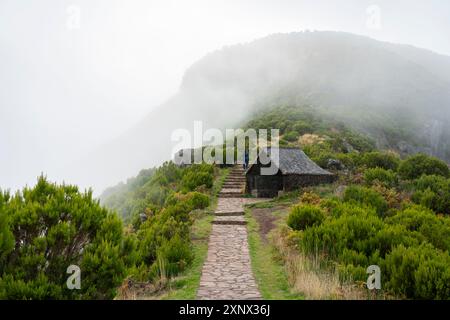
<box><xmin>197</xmin><ymin>167</ymin><xmax>267</xmax><ymax>300</ymax></box>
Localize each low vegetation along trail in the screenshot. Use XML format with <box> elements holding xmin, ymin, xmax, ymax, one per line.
<box><xmin>197</xmin><ymin>166</ymin><xmax>265</xmax><ymax>300</ymax></box>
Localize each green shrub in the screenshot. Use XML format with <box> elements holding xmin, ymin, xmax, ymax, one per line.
<box><xmin>411</xmin><ymin>175</ymin><xmax>450</xmax><ymax>215</ymax></box>
<box><xmin>337</xmin><ymin>263</ymin><xmax>367</xmax><ymax>283</ymax></box>
<box><xmin>386</xmin><ymin>207</ymin><xmax>450</xmax><ymax>251</ymax></box>
<box><xmin>334</xmin><ymin>153</ymin><xmax>357</xmax><ymax>170</ymax></box>
<box><xmin>371</xmin><ymin>223</ymin><xmax>422</xmax><ymax>257</ymax></box>
<box><xmin>153</xmin><ymin>234</ymin><xmax>193</xmax><ymax>278</ymax></box>
<box><xmin>364</xmin><ymin>168</ymin><xmax>398</xmax><ymax>188</ymax></box>
<box><xmin>329</xmin><ymin>202</ymin><xmax>377</xmax><ymax>219</ymax></box>
<box><xmin>414</xmin><ymin>253</ymin><xmax>450</xmax><ymax>299</ymax></box>
<box><xmin>283</xmin><ymin>131</ymin><xmax>299</xmax><ymax>142</ymax></box>
<box><xmin>360</xmin><ymin>152</ymin><xmax>400</xmax><ymax>171</ymax></box>
<box><xmin>0</xmin><ymin>192</ymin><xmax>14</xmax><ymax>263</ymax></box>
<box><xmin>383</xmin><ymin>244</ymin><xmax>450</xmax><ymax>299</ymax></box>
<box><xmin>339</xmin><ymin>248</ymin><xmax>369</xmax><ymax>269</ymax></box>
<box><xmin>343</xmin><ymin>186</ymin><xmax>388</xmax><ymax>216</ymax></box>
<box><xmin>288</xmin><ymin>169</ymin><xmax>450</xmax><ymax>299</ymax></box>
<box><xmin>287</xmin><ymin>205</ymin><xmax>326</xmax><ymax>231</ymax></box>
<box><xmin>186</xmin><ymin>192</ymin><xmax>210</xmax><ymax>210</ymax></box>
<box><xmin>301</xmin><ymin>211</ymin><xmax>384</xmax><ymax>259</ymax></box>
<box><xmin>181</xmin><ymin>166</ymin><xmax>214</xmax><ymax>192</ymax></box>
<box><xmin>398</xmin><ymin>154</ymin><xmax>449</xmax><ymax>180</ymax></box>
<box><xmin>386</xmin><ymin>207</ymin><xmax>437</xmax><ymax>231</ymax></box>
<box><xmin>165</xmin><ymin>192</ymin><xmax>210</xmax><ymax>211</ymax></box>
<box><xmin>0</xmin><ymin>176</ymin><xmax>130</xmax><ymax>299</ymax></box>
<box><xmin>292</xmin><ymin>122</ymin><xmax>313</xmax><ymax>135</ymax></box>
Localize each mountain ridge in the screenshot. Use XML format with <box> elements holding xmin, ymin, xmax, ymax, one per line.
<box><xmin>71</xmin><ymin>31</ymin><xmax>450</xmax><ymax>193</ymax></box>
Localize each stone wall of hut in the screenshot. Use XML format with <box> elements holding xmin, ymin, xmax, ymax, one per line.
<box><xmin>282</xmin><ymin>174</ymin><xmax>336</xmax><ymax>191</ymax></box>
<box><xmin>246</xmin><ymin>169</ymin><xmax>335</xmax><ymax>197</ymax></box>
<box><xmin>246</xmin><ymin>171</ymin><xmax>283</xmax><ymax>198</ymax></box>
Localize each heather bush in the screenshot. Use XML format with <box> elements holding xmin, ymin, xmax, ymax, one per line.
<box><xmin>0</xmin><ymin>177</ymin><xmax>131</xmax><ymax>299</ymax></box>
<box><xmin>287</xmin><ymin>205</ymin><xmax>326</xmax><ymax>231</ymax></box>
<box><xmin>360</xmin><ymin>152</ymin><xmax>400</xmax><ymax>171</ymax></box>
<box><xmin>398</xmin><ymin>154</ymin><xmax>449</xmax><ymax>180</ymax></box>
<box><xmin>343</xmin><ymin>186</ymin><xmax>388</xmax><ymax>216</ymax></box>
<box><xmin>364</xmin><ymin>168</ymin><xmax>398</xmax><ymax>188</ymax></box>
<box><xmin>411</xmin><ymin>175</ymin><xmax>450</xmax><ymax>215</ymax></box>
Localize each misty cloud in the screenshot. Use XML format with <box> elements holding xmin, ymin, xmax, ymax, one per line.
<box><xmin>1</xmin><ymin>0</ymin><xmax>450</xmax><ymax>194</ymax></box>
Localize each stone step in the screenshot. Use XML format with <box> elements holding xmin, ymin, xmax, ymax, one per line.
<box><xmin>221</xmin><ymin>189</ymin><xmax>244</xmax><ymax>193</ymax></box>
<box><xmin>220</xmin><ymin>185</ymin><xmax>242</xmax><ymax>192</ymax></box>
<box><xmin>222</xmin><ymin>184</ymin><xmax>244</xmax><ymax>188</ymax></box>
<box><xmin>219</xmin><ymin>192</ymin><xmax>244</xmax><ymax>198</ymax></box>
<box><xmin>219</xmin><ymin>190</ymin><xmax>244</xmax><ymax>194</ymax></box>
<box><xmin>213</xmin><ymin>216</ymin><xmax>246</xmax><ymax>225</ymax></box>
<box><xmin>219</xmin><ymin>194</ymin><xmax>244</xmax><ymax>198</ymax></box>
<box><xmin>219</xmin><ymin>192</ymin><xmax>243</xmax><ymax>196</ymax></box>
<box><xmin>214</xmin><ymin>211</ymin><xmax>245</xmax><ymax>217</ymax></box>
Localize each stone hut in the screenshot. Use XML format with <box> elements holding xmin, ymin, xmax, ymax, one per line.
<box><xmin>246</xmin><ymin>147</ymin><xmax>335</xmax><ymax>198</ymax></box>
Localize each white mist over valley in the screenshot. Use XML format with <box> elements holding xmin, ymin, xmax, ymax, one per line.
<box><xmin>1</xmin><ymin>0</ymin><xmax>450</xmax><ymax>194</ymax></box>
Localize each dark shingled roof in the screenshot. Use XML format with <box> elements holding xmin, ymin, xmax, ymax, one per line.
<box><xmin>258</xmin><ymin>147</ymin><xmax>334</xmax><ymax>176</ymax></box>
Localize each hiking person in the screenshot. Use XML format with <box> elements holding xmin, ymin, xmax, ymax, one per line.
<box><xmin>244</xmin><ymin>150</ymin><xmax>249</xmax><ymax>170</ymax></box>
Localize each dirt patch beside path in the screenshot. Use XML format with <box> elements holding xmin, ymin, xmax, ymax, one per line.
<box><xmin>250</xmin><ymin>206</ymin><xmax>289</xmax><ymax>243</ymax></box>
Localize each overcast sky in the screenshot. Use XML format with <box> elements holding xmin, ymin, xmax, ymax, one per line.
<box><xmin>1</xmin><ymin>0</ymin><xmax>449</xmax><ymax>192</ymax></box>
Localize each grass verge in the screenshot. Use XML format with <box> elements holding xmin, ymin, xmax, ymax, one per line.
<box><xmin>160</xmin><ymin>167</ymin><xmax>229</xmax><ymax>299</ymax></box>
<box><xmin>246</xmin><ymin>208</ymin><xmax>303</xmax><ymax>300</ymax></box>
<box><xmin>161</xmin><ymin>211</ymin><xmax>213</xmax><ymax>299</ymax></box>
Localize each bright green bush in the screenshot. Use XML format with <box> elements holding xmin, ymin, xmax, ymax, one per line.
<box><xmin>339</xmin><ymin>248</ymin><xmax>369</xmax><ymax>269</ymax></box>
<box><xmin>411</xmin><ymin>175</ymin><xmax>450</xmax><ymax>215</ymax></box>
<box><xmin>181</xmin><ymin>165</ymin><xmax>214</xmax><ymax>192</ymax></box>
<box><xmin>370</xmin><ymin>223</ymin><xmax>422</xmax><ymax>257</ymax></box>
<box><xmin>360</xmin><ymin>152</ymin><xmax>400</xmax><ymax>171</ymax></box>
<box><xmin>101</xmin><ymin>162</ymin><xmax>214</xmax><ymax>221</ymax></box>
<box><xmin>329</xmin><ymin>201</ymin><xmax>377</xmax><ymax>219</ymax></box>
<box><xmin>135</xmin><ymin>194</ymin><xmax>195</xmax><ymax>282</ymax></box>
<box><xmin>101</xmin><ymin>161</ymin><xmax>216</xmax><ymax>285</ymax></box>
<box><xmin>283</xmin><ymin>131</ymin><xmax>299</xmax><ymax>142</ymax></box>
<box><xmin>0</xmin><ymin>193</ymin><xmax>14</xmax><ymax>264</ymax></box>
<box><xmin>165</xmin><ymin>191</ymin><xmax>210</xmax><ymax>211</ymax></box>
<box><xmin>186</xmin><ymin>192</ymin><xmax>210</xmax><ymax>210</ymax></box>
<box><xmin>301</xmin><ymin>210</ymin><xmax>384</xmax><ymax>259</ymax></box>
<box><xmin>386</xmin><ymin>207</ymin><xmax>450</xmax><ymax>251</ymax></box>
<box><xmin>364</xmin><ymin>168</ymin><xmax>398</xmax><ymax>188</ymax></box>
<box><xmin>343</xmin><ymin>186</ymin><xmax>388</xmax><ymax>216</ymax></box>
<box><xmin>386</xmin><ymin>207</ymin><xmax>437</xmax><ymax>231</ymax></box>
<box><xmin>292</xmin><ymin>122</ymin><xmax>313</xmax><ymax>135</ymax></box>
<box><xmin>0</xmin><ymin>177</ymin><xmax>131</xmax><ymax>299</ymax></box>
<box><xmin>398</xmin><ymin>154</ymin><xmax>449</xmax><ymax>180</ymax></box>
<box><xmin>153</xmin><ymin>234</ymin><xmax>193</xmax><ymax>278</ymax></box>
<box><xmin>337</xmin><ymin>264</ymin><xmax>367</xmax><ymax>283</ymax></box>
<box><xmin>383</xmin><ymin>244</ymin><xmax>450</xmax><ymax>299</ymax></box>
<box><xmin>287</xmin><ymin>205</ymin><xmax>326</xmax><ymax>231</ymax></box>
<box><xmin>295</xmin><ymin>198</ymin><xmax>450</xmax><ymax>298</ymax></box>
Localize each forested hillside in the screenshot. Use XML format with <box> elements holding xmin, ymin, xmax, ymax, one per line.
<box><xmin>2</xmin><ymin>101</ymin><xmax>450</xmax><ymax>299</ymax></box>
<box><xmin>0</xmin><ymin>164</ymin><xmax>220</xmax><ymax>299</ymax></box>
